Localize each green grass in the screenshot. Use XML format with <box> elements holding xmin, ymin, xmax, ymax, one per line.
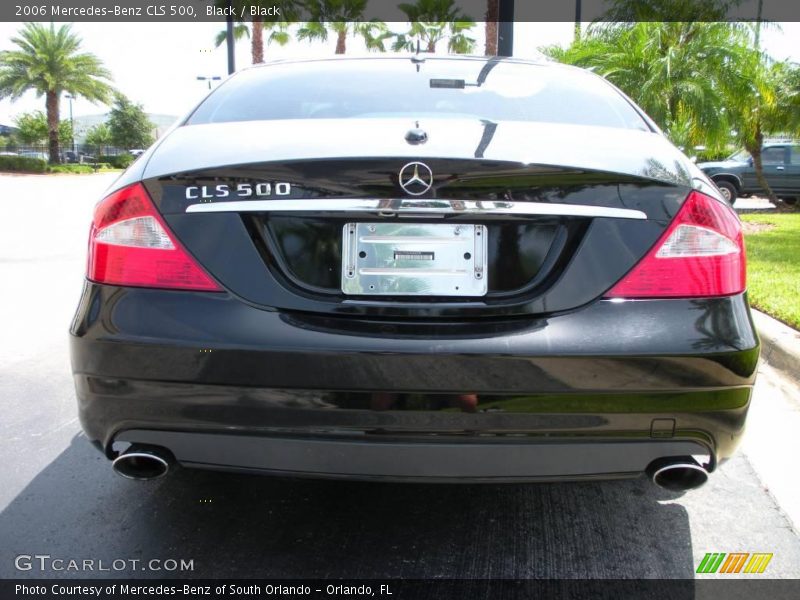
<box><xmin>46</xmin><ymin>163</ymin><xmax>121</xmax><ymax>174</ymax></box>
<box><xmin>0</xmin><ymin>160</ymin><xmax>121</xmax><ymax>175</ymax></box>
<box><xmin>741</xmin><ymin>213</ymin><xmax>800</xmax><ymax>329</ymax></box>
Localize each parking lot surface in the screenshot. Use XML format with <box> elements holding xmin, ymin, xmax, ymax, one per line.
<box><xmin>1</xmin><ymin>174</ymin><xmax>799</xmax><ymax>580</ymax></box>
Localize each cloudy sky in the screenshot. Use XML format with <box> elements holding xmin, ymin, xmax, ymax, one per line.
<box><xmin>1</xmin><ymin>21</ymin><xmax>798</xmax><ymax>127</ymax></box>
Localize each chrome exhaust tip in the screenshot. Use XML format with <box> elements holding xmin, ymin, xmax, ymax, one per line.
<box><xmin>112</xmin><ymin>447</ymin><xmax>171</xmax><ymax>481</ymax></box>
<box><xmin>647</xmin><ymin>457</ymin><xmax>709</xmax><ymax>492</ymax></box>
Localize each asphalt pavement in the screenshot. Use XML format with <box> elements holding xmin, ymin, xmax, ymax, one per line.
<box><xmin>1</xmin><ymin>174</ymin><xmax>799</xmax><ymax>580</ymax></box>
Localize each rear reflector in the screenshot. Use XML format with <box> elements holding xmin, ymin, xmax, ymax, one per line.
<box><xmin>87</xmin><ymin>183</ymin><xmax>221</xmax><ymax>291</ymax></box>
<box><xmin>605</xmin><ymin>190</ymin><xmax>745</xmax><ymax>298</ymax></box>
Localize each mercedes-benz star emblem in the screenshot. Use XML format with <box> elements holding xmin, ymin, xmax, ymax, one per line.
<box><xmin>398</xmin><ymin>162</ymin><xmax>433</xmax><ymax>196</ymax></box>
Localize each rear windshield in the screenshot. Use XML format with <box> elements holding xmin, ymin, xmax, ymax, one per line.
<box><xmin>187</xmin><ymin>58</ymin><xmax>650</xmax><ymax>131</ymax></box>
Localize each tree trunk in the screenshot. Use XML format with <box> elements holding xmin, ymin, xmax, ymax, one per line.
<box><xmin>251</xmin><ymin>16</ymin><xmax>264</xmax><ymax>64</ymax></box>
<box><xmin>485</xmin><ymin>0</ymin><xmax>499</xmax><ymax>55</ymax></box>
<box><xmin>427</xmin><ymin>39</ymin><xmax>436</xmax><ymax>53</ymax></box>
<box><xmin>335</xmin><ymin>29</ymin><xmax>346</xmax><ymax>54</ymax></box>
<box><xmin>45</xmin><ymin>90</ymin><xmax>61</xmax><ymax>165</ymax></box>
<box><xmin>748</xmin><ymin>126</ymin><xmax>780</xmax><ymax>205</ymax></box>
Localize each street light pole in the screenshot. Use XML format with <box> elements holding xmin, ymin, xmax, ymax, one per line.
<box><xmin>65</xmin><ymin>94</ymin><xmax>75</xmax><ymax>153</ymax></box>
<box><xmin>226</xmin><ymin>0</ymin><xmax>235</xmax><ymax>75</ymax></box>
<box><xmin>498</xmin><ymin>0</ymin><xmax>514</xmax><ymax>57</ymax></box>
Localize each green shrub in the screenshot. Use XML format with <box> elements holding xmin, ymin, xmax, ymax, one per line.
<box><xmin>0</xmin><ymin>155</ymin><xmax>47</xmax><ymax>173</ymax></box>
<box><xmin>115</xmin><ymin>154</ymin><xmax>135</xmax><ymax>169</ymax></box>
<box><xmin>48</xmin><ymin>164</ymin><xmax>97</xmax><ymax>174</ymax></box>
<box><xmin>693</xmin><ymin>148</ymin><xmax>732</xmax><ymax>162</ymax></box>
<box><xmin>98</xmin><ymin>154</ymin><xmax>135</xmax><ymax>169</ymax></box>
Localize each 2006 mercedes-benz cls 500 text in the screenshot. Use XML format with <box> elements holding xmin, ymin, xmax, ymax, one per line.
<box><xmin>70</xmin><ymin>56</ymin><xmax>759</xmax><ymax>491</ymax></box>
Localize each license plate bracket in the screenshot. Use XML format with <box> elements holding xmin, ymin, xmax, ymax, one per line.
<box><xmin>341</xmin><ymin>222</ymin><xmax>488</xmax><ymax>296</ymax></box>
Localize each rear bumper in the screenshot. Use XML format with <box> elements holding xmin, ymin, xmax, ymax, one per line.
<box><xmin>70</xmin><ymin>283</ymin><xmax>759</xmax><ymax>481</ymax></box>
<box><xmin>115</xmin><ymin>430</ymin><xmax>709</xmax><ymax>483</ymax></box>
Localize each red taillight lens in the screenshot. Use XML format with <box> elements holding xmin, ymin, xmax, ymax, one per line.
<box><xmin>605</xmin><ymin>190</ymin><xmax>745</xmax><ymax>298</ymax></box>
<box><xmin>88</xmin><ymin>183</ymin><xmax>222</xmax><ymax>291</ymax></box>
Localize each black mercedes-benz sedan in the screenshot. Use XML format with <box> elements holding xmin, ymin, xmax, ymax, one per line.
<box><xmin>70</xmin><ymin>56</ymin><xmax>759</xmax><ymax>491</ymax></box>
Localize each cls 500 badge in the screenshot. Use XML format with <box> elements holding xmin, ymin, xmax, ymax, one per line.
<box><xmin>186</xmin><ymin>182</ymin><xmax>291</xmax><ymax>200</ymax></box>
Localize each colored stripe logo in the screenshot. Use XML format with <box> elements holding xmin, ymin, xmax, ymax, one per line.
<box><xmin>697</xmin><ymin>553</ymin><xmax>773</xmax><ymax>574</ymax></box>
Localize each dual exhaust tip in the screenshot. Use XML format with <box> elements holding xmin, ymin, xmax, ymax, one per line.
<box><xmin>111</xmin><ymin>447</ymin><xmax>709</xmax><ymax>491</ymax></box>
<box><xmin>112</xmin><ymin>446</ymin><xmax>171</xmax><ymax>481</ymax></box>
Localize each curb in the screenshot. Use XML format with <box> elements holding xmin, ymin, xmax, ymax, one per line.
<box><xmin>752</xmin><ymin>309</ymin><xmax>800</xmax><ymax>384</ymax></box>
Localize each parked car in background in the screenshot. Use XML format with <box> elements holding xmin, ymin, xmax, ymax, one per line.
<box><xmin>129</xmin><ymin>149</ymin><xmax>145</xmax><ymax>158</ymax></box>
<box><xmin>18</xmin><ymin>151</ymin><xmax>49</xmax><ymax>161</ymax></box>
<box><xmin>698</xmin><ymin>141</ymin><xmax>800</xmax><ymax>204</ymax></box>
<box><xmin>64</xmin><ymin>151</ymin><xmax>97</xmax><ymax>164</ymax></box>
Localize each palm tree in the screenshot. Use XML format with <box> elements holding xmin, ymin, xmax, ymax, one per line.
<box><xmin>727</xmin><ymin>53</ymin><xmax>800</xmax><ymax>204</ymax></box>
<box><xmin>0</xmin><ymin>23</ymin><xmax>114</xmax><ymax>164</ymax></box>
<box><xmin>600</xmin><ymin>0</ymin><xmax>738</xmax><ymax>21</ymax></box>
<box><xmin>541</xmin><ymin>22</ymin><xmax>751</xmax><ymax>153</ymax></box>
<box><xmin>296</xmin><ymin>1</ymin><xmax>391</xmax><ymax>54</ymax></box>
<box><xmin>214</xmin><ymin>1</ymin><xmax>298</xmax><ymax>64</ymax></box>
<box><xmin>393</xmin><ymin>0</ymin><xmax>476</xmax><ymax>54</ymax></box>
<box><xmin>214</xmin><ymin>20</ymin><xmax>292</xmax><ymax>64</ymax></box>
<box><xmin>484</xmin><ymin>0</ymin><xmax>499</xmax><ymax>55</ymax></box>
<box><xmin>542</xmin><ymin>19</ymin><xmax>800</xmax><ymax>204</ymax></box>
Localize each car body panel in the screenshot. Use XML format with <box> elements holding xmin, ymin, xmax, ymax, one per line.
<box><xmin>112</xmin><ymin>430</ymin><xmax>712</xmax><ymax>483</ymax></box>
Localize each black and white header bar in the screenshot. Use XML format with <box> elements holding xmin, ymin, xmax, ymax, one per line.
<box><xmin>5</xmin><ymin>0</ymin><xmax>800</xmax><ymax>23</ymax></box>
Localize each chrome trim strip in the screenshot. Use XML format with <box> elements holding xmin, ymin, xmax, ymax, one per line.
<box><xmin>185</xmin><ymin>199</ymin><xmax>648</xmax><ymax>220</ymax></box>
